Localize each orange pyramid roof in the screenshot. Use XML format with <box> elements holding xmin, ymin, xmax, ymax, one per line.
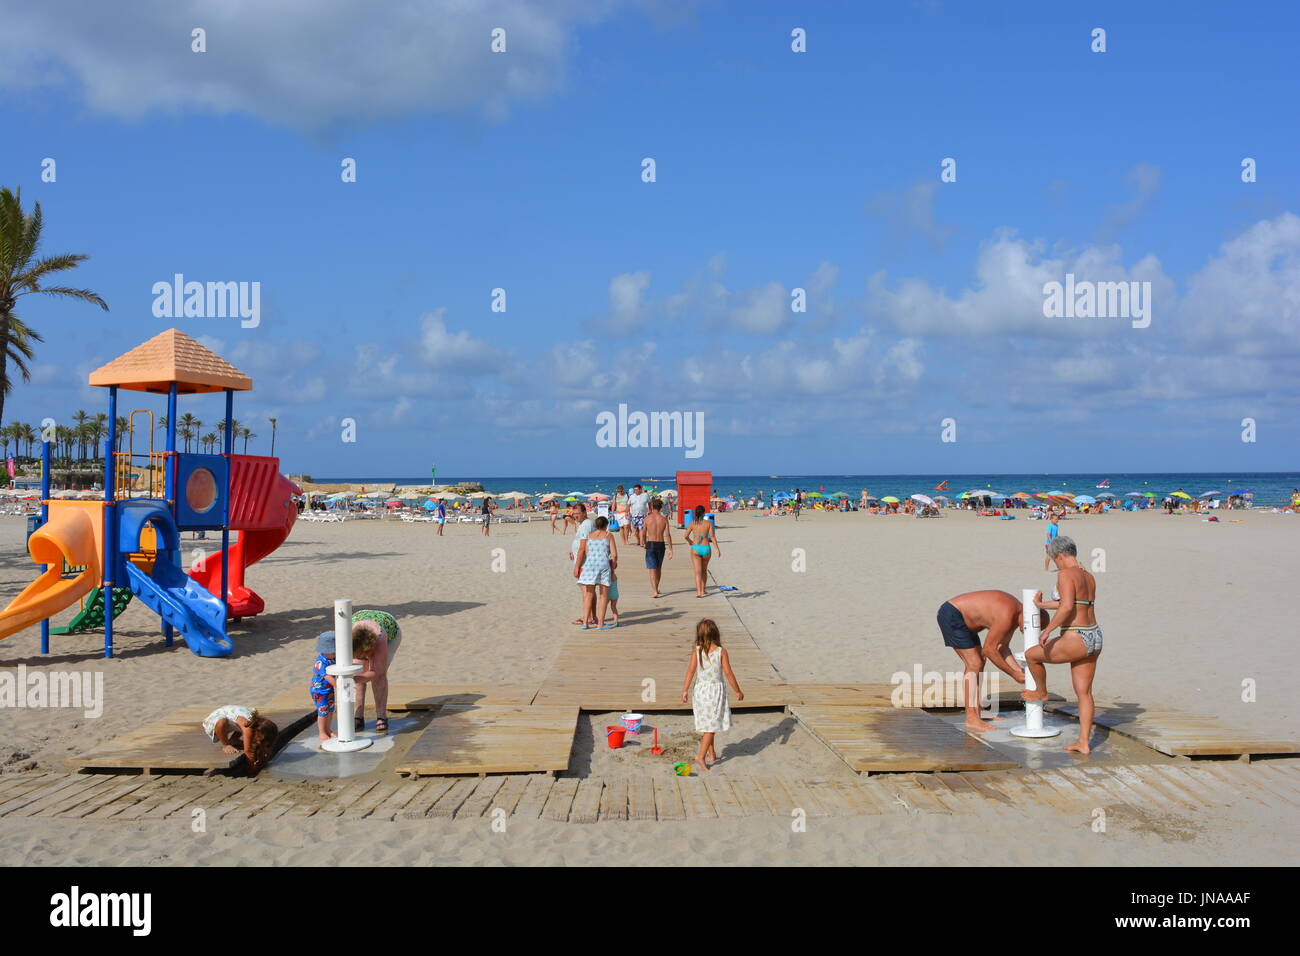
<box><xmin>88</xmin><ymin>329</ymin><xmax>252</xmax><ymax>394</ymax></box>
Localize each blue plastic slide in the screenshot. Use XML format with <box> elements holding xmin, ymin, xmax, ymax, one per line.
<box><xmin>123</xmin><ymin>560</ymin><xmax>233</xmax><ymax>658</ymax></box>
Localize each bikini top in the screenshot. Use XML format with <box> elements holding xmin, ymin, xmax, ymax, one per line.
<box><xmin>1056</xmin><ymin>569</ymin><xmax>1095</xmax><ymax>605</ymax></box>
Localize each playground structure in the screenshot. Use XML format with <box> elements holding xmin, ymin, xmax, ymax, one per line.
<box><xmin>0</xmin><ymin>329</ymin><xmax>298</xmax><ymax>658</ymax></box>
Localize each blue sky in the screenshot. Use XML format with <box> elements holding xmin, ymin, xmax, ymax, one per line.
<box><xmin>1</xmin><ymin>0</ymin><xmax>1297</xmax><ymax>477</ymax></box>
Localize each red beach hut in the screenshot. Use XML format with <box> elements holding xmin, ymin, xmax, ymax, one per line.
<box><xmin>676</xmin><ymin>470</ymin><xmax>712</xmax><ymax>527</ymax></box>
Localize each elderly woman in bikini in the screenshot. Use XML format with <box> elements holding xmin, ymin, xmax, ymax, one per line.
<box><xmin>1026</xmin><ymin>535</ymin><xmax>1102</xmax><ymax>754</ymax></box>
<box><xmin>351</xmin><ymin>609</ymin><xmax>402</xmax><ymax>733</ymax></box>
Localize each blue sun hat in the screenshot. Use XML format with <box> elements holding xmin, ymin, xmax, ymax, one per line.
<box><xmin>315</xmin><ymin>631</ymin><xmax>336</xmax><ymax>655</ymax></box>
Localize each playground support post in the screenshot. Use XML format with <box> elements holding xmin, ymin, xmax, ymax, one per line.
<box><xmin>39</xmin><ymin>440</ymin><xmax>50</xmax><ymax>654</ymax></box>
<box><xmin>103</xmin><ymin>386</ymin><xmax>117</xmax><ymax>659</ymax></box>
<box><xmin>220</xmin><ymin>388</ymin><xmax>232</xmax><ymax>618</ymax></box>
<box><xmin>321</xmin><ymin>598</ymin><xmax>372</xmax><ymax>753</ymax></box>
<box><xmin>1010</xmin><ymin>587</ymin><xmax>1061</xmax><ymax>739</ymax></box>
<box><xmin>163</xmin><ymin>382</ymin><xmax>177</xmax><ymax>647</ymax></box>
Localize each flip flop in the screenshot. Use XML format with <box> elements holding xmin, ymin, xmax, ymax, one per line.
<box><xmin>598</xmin><ymin>623</ymin><xmax>616</xmax><ymax>630</ymax></box>
<box><xmin>375</xmin><ymin>717</ymin><xmax>389</xmax><ymax>733</ymax></box>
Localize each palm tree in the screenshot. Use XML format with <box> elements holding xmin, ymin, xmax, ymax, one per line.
<box><xmin>89</xmin><ymin>416</ymin><xmax>108</xmax><ymax>462</ymax></box>
<box><xmin>54</xmin><ymin>424</ymin><xmax>72</xmax><ymax>465</ymax></box>
<box><xmin>19</xmin><ymin>422</ymin><xmax>35</xmax><ymax>459</ymax></box>
<box><xmin>0</xmin><ymin>188</ymin><xmax>108</xmax><ymax>430</ymax></box>
<box><xmin>115</xmin><ymin>416</ymin><xmax>131</xmax><ymax>453</ymax></box>
<box><xmin>178</xmin><ymin>414</ymin><xmax>200</xmax><ymax>452</ymax></box>
<box><xmin>239</xmin><ymin>426</ymin><xmax>255</xmax><ymax>454</ymax></box>
<box><xmin>267</xmin><ymin>416</ymin><xmax>278</xmax><ymax>457</ymax></box>
<box><xmin>201</xmin><ymin>431</ymin><xmax>218</xmax><ymax>454</ymax></box>
<box><xmin>72</xmin><ymin>410</ymin><xmax>90</xmax><ymax>461</ymax></box>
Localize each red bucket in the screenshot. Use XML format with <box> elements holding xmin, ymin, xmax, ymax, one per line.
<box><xmin>605</xmin><ymin>726</ymin><xmax>627</xmax><ymax>749</ymax></box>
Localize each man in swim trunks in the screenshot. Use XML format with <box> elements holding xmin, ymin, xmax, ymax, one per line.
<box><xmin>628</xmin><ymin>484</ymin><xmax>650</xmax><ymax>547</ymax></box>
<box><xmin>643</xmin><ymin>498</ymin><xmax>675</xmax><ymax>598</ymax></box>
<box><xmin>936</xmin><ymin>590</ymin><xmax>1037</xmax><ymax>732</ymax></box>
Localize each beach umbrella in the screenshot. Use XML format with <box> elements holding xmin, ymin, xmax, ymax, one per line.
<box><xmin>1012</xmin><ymin>492</ymin><xmax>1031</xmax><ymax>499</ymax></box>
<box><xmin>498</xmin><ymin>491</ymin><xmax>529</xmax><ymax>500</ymax></box>
<box><xmin>1124</xmin><ymin>492</ymin><xmax>1144</xmax><ymax>498</ymax></box>
<box><xmin>1199</xmin><ymin>490</ymin><xmax>1223</xmax><ymax>498</ymax></box>
<box><xmin>861</xmin><ymin>494</ymin><xmax>879</xmax><ymax>501</ymax></box>
<box><xmin>1171</xmin><ymin>491</ymin><xmax>1193</xmax><ymax>500</ymax></box>
<box><xmin>881</xmin><ymin>496</ymin><xmax>900</xmax><ymax>504</ymax></box>
<box><xmin>657</xmin><ymin>488</ymin><xmax>677</xmax><ymax>497</ymax></box>
<box><xmin>588</xmin><ymin>492</ymin><xmax>610</xmax><ymax>501</ymax></box>
<box><xmin>1073</xmin><ymin>495</ymin><xmax>1097</xmax><ymax>505</ymax></box>
<box><xmin>806</xmin><ymin>492</ymin><xmax>823</xmax><ymax>498</ymax></box>
<box><xmin>911</xmin><ymin>493</ymin><xmax>935</xmax><ymax>505</ymax></box>
<box><xmin>933</xmin><ymin>495</ymin><xmax>949</xmax><ymax>501</ymax></box>
<box><xmin>1142</xmin><ymin>492</ymin><xmax>1157</xmax><ymax>498</ymax></box>
<box><xmin>1096</xmin><ymin>492</ymin><xmax>1116</xmax><ymax>499</ymax></box>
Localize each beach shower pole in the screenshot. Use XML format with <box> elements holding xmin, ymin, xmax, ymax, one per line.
<box><xmin>1010</xmin><ymin>587</ymin><xmax>1061</xmax><ymax>739</ymax></box>
<box><xmin>321</xmin><ymin>598</ymin><xmax>372</xmax><ymax>753</ymax></box>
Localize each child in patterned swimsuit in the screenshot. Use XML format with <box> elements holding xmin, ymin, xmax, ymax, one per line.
<box><xmin>200</xmin><ymin>705</ymin><xmax>279</xmax><ymax>773</ymax></box>
<box><xmin>310</xmin><ymin>631</ymin><xmax>369</xmax><ymax>742</ymax></box>
<box><xmin>680</xmin><ymin>618</ymin><xmax>745</xmax><ymax>772</ymax></box>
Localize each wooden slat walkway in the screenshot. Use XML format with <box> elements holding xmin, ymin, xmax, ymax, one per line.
<box><xmin>534</xmin><ymin>555</ymin><xmax>787</xmax><ymax>710</ymax></box>
<box><xmin>66</xmin><ymin>701</ymin><xmax>315</xmax><ymax>775</ymax></box>
<box><xmin>790</xmin><ymin>683</ymin><xmax>1063</xmax><ymax>708</ymax></box>
<box><xmin>1044</xmin><ymin>701</ymin><xmax>1298</xmax><ymax>757</ymax></box>
<box><xmin>792</xmin><ymin>705</ymin><xmax>1019</xmax><ymax>773</ymax></box>
<box><xmin>395</xmin><ymin>704</ymin><xmax>580</xmax><ymax>776</ymax></box>
<box><xmin>6</xmin><ymin>759</ymin><xmax>1296</xmax><ymax>822</ymax></box>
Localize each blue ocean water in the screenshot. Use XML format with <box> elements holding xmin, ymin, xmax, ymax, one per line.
<box><xmin>313</xmin><ymin>473</ymin><xmax>1300</xmax><ymax>506</ymax></box>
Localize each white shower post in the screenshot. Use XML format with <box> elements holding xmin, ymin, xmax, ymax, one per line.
<box><xmin>321</xmin><ymin>598</ymin><xmax>373</xmax><ymax>753</ymax></box>
<box><xmin>1010</xmin><ymin>587</ymin><xmax>1061</xmax><ymax>739</ymax></box>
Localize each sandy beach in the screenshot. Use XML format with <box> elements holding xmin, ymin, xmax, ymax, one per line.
<box><xmin>1</xmin><ymin>507</ymin><xmax>1296</xmax><ymax>866</ymax></box>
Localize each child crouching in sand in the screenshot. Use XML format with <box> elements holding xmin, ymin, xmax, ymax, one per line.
<box><xmin>201</xmin><ymin>705</ymin><xmax>278</xmax><ymax>773</ymax></box>
<box><xmin>680</xmin><ymin>618</ymin><xmax>743</xmax><ymax>772</ymax></box>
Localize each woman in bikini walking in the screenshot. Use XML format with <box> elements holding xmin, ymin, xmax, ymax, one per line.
<box><xmin>1026</xmin><ymin>534</ymin><xmax>1102</xmax><ymax>754</ymax></box>
<box><xmin>684</xmin><ymin>505</ymin><xmax>720</xmax><ymax>598</ymax></box>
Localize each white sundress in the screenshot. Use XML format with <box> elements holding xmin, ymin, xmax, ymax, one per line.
<box><xmin>691</xmin><ymin>647</ymin><xmax>731</xmax><ymax>733</ymax></box>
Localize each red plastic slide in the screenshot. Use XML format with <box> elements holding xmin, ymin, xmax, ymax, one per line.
<box><xmin>189</xmin><ymin>458</ymin><xmax>299</xmax><ymax>619</ymax></box>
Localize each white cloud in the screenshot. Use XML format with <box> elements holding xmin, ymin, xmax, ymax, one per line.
<box><xmin>1099</xmin><ymin>162</ymin><xmax>1163</xmax><ymax>239</ymax></box>
<box><xmin>865</xmin><ymin>230</ymin><xmax>1175</xmax><ymax>338</ymax></box>
<box><xmin>0</xmin><ymin>0</ymin><xmax>629</xmax><ymax>131</ymax></box>
<box><xmin>418</xmin><ymin>309</ymin><xmax>497</xmax><ymax>371</ymax></box>
<box><xmin>605</xmin><ymin>271</ymin><xmax>652</xmax><ymax>333</ymax></box>
<box><xmin>868</xmin><ymin>181</ymin><xmax>957</xmax><ymax>248</ymax></box>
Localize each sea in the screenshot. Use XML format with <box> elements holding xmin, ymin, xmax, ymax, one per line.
<box><xmin>312</xmin><ymin>473</ymin><xmax>1300</xmax><ymax>507</ymax></box>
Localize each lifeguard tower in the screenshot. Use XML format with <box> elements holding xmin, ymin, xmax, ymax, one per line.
<box><xmin>0</xmin><ymin>329</ymin><xmax>298</xmax><ymax>658</ymax></box>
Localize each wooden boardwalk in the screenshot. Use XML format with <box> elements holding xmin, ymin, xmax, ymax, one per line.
<box><xmin>1045</xmin><ymin>701</ymin><xmax>1298</xmax><ymax>758</ymax></box>
<box><xmin>533</xmin><ymin>556</ymin><xmax>788</xmax><ymax>710</ymax></box>
<box><xmin>4</xmin><ymin>759</ymin><xmax>1297</xmax><ymax>823</ymax></box>
<box><xmin>66</xmin><ymin>700</ymin><xmax>315</xmax><ymax>775</ymax></box>
<box><xmin>396</xmin><ymin>704</ymin><xmax>579</xmax><ymax>776</ymax></box>
<box><xmin>793</xmin><ymin>706</ymin><xmax>1019</xmax><ymax>773</ymax></box>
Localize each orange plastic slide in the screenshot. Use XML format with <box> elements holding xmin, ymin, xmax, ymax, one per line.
<box><xmin>0</xmin><ymin>502</ymin><xmax>104</xmax><ymax>640</ymax></box>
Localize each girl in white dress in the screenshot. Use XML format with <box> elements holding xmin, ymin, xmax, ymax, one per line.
<box><xmin>680</xmin><ymin>618</ymin><xmax>744</xmax><ymax>772</ymax></box>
